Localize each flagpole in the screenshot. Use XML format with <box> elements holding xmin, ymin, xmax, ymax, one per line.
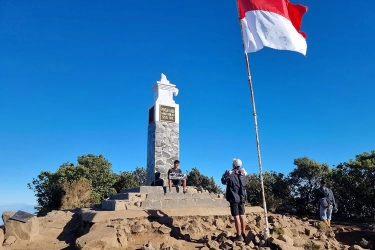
<box><xmin>235</xmin><ymin>0</ymin><xmax>270</xmax><ymax>239</ymax></box>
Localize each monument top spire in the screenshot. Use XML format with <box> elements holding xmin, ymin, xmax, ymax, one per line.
<box><xmin>152</xmin><ymin>73</ymin><xmax>179</xmax><ymax>103</ymax></box>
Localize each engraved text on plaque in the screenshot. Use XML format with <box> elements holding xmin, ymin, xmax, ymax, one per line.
<box><xmin>159</xmin><ymin>105</ymin><xmax>175</xmax><ymax>122</ymax></box>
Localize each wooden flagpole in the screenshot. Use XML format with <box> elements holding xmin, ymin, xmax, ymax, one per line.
<box><xmin>235</xmin><ymin>0</ymin><xmax>270</xmax><ymax>239</ymax></box>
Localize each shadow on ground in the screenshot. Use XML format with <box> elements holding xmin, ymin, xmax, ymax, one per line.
<box><xmin>335</xmin><ymin>230</ymin><xmax>375</xmax><ymax>249</ymax></box>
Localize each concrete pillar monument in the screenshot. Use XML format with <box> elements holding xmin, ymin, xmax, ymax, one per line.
<box><xmin>146</xmin><ymin>73</ymin><xmax>180</xmax><ymax>186</ymax></box>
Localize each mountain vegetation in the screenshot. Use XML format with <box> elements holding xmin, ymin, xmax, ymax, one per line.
<box><xmin>28</xmin><ymin>150</ymin><xmax>375</xmax><ymax>220</ymax></box>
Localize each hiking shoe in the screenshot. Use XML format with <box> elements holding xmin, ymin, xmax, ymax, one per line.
<box><xmin>234</xmin><ymin>234</ymin><xmax>244</xmax><ymax>241</ymax></box>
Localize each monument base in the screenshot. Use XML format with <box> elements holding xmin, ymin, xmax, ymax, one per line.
<box><xmin>101</xmin><ymin>186</ymin><xmax>228</xmax><ymax>211</ymax></box>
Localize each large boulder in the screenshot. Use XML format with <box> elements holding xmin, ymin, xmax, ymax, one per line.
<box><xmin>271</xmin><ymin>238</ymin><xmax>304</xmax><ymax>250</ymax></box>
<box><xmin>76</xmin><ymin>224</ymin><xmax>120</xmax><ymax>250</ymax></box>
<box><xmin>2</xmin><ymin>211</ymin><xmax>39</xmax><ymax>241</ymax></box>
<box><xmin>0</xmin><ymin>227</ymin><xmax>4</xmax><ymax>247</ymax></box>
<box><xmin>40</xmin><ymin>210</ymin><xmax>77</xmax><ymax>229</ymax></box>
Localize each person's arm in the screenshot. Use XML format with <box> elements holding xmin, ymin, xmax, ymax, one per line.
<box><xmin>167</xmin><ymin>169</ymin><xmax>172</xmax><ymax>192</ymax></box>
<box><xmin>221</xmin><ymin>171</ymin><xmax>229</xmax><ymax>185</ymax></box>
<box><xmin>331</xmin><ymin>189</ymin><xmax>338</xmax><ymax>211</ymax></box>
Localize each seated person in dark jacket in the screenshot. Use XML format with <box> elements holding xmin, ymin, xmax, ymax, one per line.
<box><xmin>150</xmin><ymin>172</ymin><xmax>164</xmax><ymax>186</ymax></box>
<box><xmin>167</xmin><ymin>160</ymin><xmax>187</xmax><ymax>193</ymax></box>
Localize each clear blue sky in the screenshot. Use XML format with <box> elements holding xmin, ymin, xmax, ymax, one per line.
<box><xmin>1</xmin><ymin>0</ymin><xmax>374</xmax><ymax>214</ymax></box>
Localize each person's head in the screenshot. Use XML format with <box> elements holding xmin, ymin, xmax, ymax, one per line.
<box><xmin>173</xmin><ymin>160</ymin><xmax>180</xmax><ymax>168</ymax></box>
<box><xmin>320</xmin><ymin>179</ymin><xmax>326</xmax><ymax>186</ymax></box>
<box><xmin>232</xmin><ymin>158</ymin><xmax>242</xmax><ymax>169</ymax></box>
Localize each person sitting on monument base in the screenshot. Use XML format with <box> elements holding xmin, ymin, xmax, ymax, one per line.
<box><xmin>150</xmin><ymin>172</ymin><xmax>164</xmax><ymax>186</ymax></box>
<box><xmin>167</xmin><ymin>160</ymin><xmax>187</xmax><ymax>193</ymax></box>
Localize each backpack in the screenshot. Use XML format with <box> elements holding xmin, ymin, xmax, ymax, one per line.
<box><xmin>319</xmin><ymin>187</ymin><xmax>331</xmax><ymax>208</ymax></box>
<box><xmin>319</xmin><ymin>197</ymin><xmax>330</xmax><ymax>208</ymax></box>
<box><xmin>222</xmin><ymin>169</ymin><xmax>247</xmax><ymax>203</ymax></box>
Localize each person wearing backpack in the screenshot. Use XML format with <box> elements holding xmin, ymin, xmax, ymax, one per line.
<box><xmin>221</xmin><ymin>158</ymin><xmax>248</xmax><ymax>241</ymax></box>
<box><xmin>314</xmin><ymin>179</ymin><xmax>337</xmax><ymax>227</ymax></box>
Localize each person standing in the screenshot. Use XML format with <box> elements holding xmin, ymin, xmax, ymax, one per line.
<box><xmin>314</xmin><ymin>179</ymin><xmax>337</xmax><ymax>227</ymax></box>
<box><xmin>167</xmin><ymin>160</ymin><xmax>187</xmax><ymax>193</ymax></box>
<box><xmin>221</xmin><ymin>158</ymin><xmax>247</xmax><ymax>241</ymax></box>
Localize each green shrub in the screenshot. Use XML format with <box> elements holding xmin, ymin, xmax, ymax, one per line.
<box><xmin>317</xmin><ymin>221</ymin><xmax>328</xmax><ymax>231</ymax></box>
<box><xmin>274</xmin><ymin>227</ymin><xmax>284</xmax><ymax>235</ymax></box>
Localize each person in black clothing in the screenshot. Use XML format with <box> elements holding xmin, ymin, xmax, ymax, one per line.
<box><xmin>314</xmin><ymin>179</ymin><xmax>337</xmax><ymax>227</ymax></box>
<box><xmin>167</xmin><ymin>160</ymin><xmax>187</xmax><ymax>193</ymax></box>
<box><xmin>221</xmin><ymin>158</ymin><xmax>247</xmax><ymax>241</ymax></box>
<box><xmin>150</xmin><ymin>172</ymin><xmax>164</xmax><ymax>186</ymax></box>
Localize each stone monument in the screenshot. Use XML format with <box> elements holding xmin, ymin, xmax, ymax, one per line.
<box><xmin>146</xmin><ymin>73</ymin><xmax>179</xmax><ymax>186</ymax></box>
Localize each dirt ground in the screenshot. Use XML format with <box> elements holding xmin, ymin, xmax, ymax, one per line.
<box><xmin>2</xmin><ymin>216</ymin><xmax>375</xmax><ymax>250</ymax></box>
<box><xmin>331</xmin><ymin>221</ymin><xmax>375</xmax><ymax>249</ymax></box>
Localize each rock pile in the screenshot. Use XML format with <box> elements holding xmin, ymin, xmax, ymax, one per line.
<box><xmin>1</xmin><ymin>207</ymin><xmax>374</xmax><ymax>249</ymax></box>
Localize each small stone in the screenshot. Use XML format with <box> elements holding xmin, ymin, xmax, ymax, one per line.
<box><xmin>3</xmin><ymin>235</ymin><xmax>16</xmax><ymax>246</ymax></box>
<box><xmin>131</xmin><ymin>224</ymin><xmax>145</xmax><ymax>234</ymax></box>
<box><xmin>141</xmin><ymin>241</ymin><xmax>155</xmax><ymax>250</ymax></box>
<box><xmin>320</xmin><ymin>234</ymin><xmax>328</xmax><ymax>241</ymax></box>
<box><xmin>293</xmin><ymin>237</ymin><xmax>306</xmax><ymax>247</ymax></box>
<box><xmin>349</xmin><ymin>245</ymin><xmax>366</xmax><ymax>250</ymax></box>
<box><xmin>207</xmin><ymin>240</ymin><xmax>220</xmax><ymax>249</ymax></box>
<box><xmin>159</xmin><ymin>242</ymin><xmax>173</xmax><ymax>250</ymax></box>
<box><xmin>158</xmin><ymin>225</ymin><xmax>172</xmax><ymax>234</ymax></box>
<box><xmin>214</xmin><ymin>218</ymin><xmax>224</xmax><ymax>228</ymax></box>
<box><xmin>151</xmin><ymin>221</ymin><xmax>161</xmax><ymax>228</ymax></box>
<box><xmin>278</xmin><ymin>234</ymin><xmax>294</xmax><ymax>246</ymax></box>
<box><xmin>117</xmin><ymin>230</ymin><xmax>128</xmax><ymax>247</ymax></box>
<box><xmin>305</xmin><ymin>226</ymin><xmax>318</xmax><ymax>236</ymax></box>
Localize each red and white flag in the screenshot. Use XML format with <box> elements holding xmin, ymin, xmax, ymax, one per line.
<box><xmin>238</xmin><ymin>0</ymin><xmax>308</xmax><ymax>55</ymax></box>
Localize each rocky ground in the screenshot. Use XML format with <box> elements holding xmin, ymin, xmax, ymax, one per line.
<box><xmin>1</xmin><ymin>209</ymin><xmax>374</xmax><ymax>250</ymax></box>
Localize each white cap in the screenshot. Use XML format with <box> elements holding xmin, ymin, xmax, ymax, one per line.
<box><xmin>232</xmin><ymin>158</ymin><xmax>242</xmax><ymax>168</ymax></box>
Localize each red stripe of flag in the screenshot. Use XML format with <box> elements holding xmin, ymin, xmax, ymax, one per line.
<box><xmin>238</xmin><ymin>0</ymin><xmax>307</xmax><ymax>38</ymax></box>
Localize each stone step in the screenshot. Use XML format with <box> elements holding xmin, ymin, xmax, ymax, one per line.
<box><xmin>123</xmin><ymin>186</ymin><xmax>210</xmax><ymax>194</ymax></box>
<box><xmin>142</xmin><ymin>198</ymin><xmax>229</xmax><ymax>210</ymax></box>
<box><xmin>102</xmin><ymin>198</ymin><xmax>229</xmax><ymax>211</ymax></box>
<box><xmin>145</xmin><ymin>192</ymin><xmax>222</xmax><ymax>200</ymax></box>
<box><xmin>101</xmin><ymin>200</ymin><xmax>144</xmax><ymax>211</ymax></box>
<box><xmin>81</xmin><ymin>206</ymin><xmax>264</xmax><ymax>223</ymax></box>
<box><xmin>103</xmin><ymin>186</ymin><xmax>228</xmax><ymax>211</ymax></box>
<box><xmin>123</xmin><ymin>186</ymin><xmax>164</xmax><ymax>194</ymax></box>
<box><xmin>109</xmin><ymin>193</ymin><xmax>146</xmax><ymax>202</ymax></box>
<box><xmin>102</xmin><ymin>200</ymin><xmax>126</xmax><ymax>211</ymax></box>
<box><xmin>110</xmin><ymin>190</ymin><xmax>224</xmax><ymax>201</ymax></box>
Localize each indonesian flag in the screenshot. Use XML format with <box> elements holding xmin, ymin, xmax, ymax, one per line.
<box><xmin>238</xmin><ymin>0</ymin><xmax>308</xmax><ymax>55</ymax></box>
